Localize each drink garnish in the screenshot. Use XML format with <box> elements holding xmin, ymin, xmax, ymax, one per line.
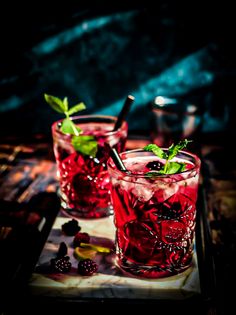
<box><xmin>74</xmin><ymin>247</ymin><xmax>97</xmax><ymax>260</ymax></box>
<box><xmin>61</xmin><ymin>218</ymin><xmax>81</xmax><ymax>236</ymax></box>
<box><xmin>77</xmin><ymin>259</ymin><xmax>98</xmax><ymax>276</ymax></box>
<box><xmin>79</xmin><ymin>242</ymin><xmax>111</xmax><ymax>253</ymax></box>
<box><xmin>44</xmin><ymin>94</ymin><xmax>98</xmax><ymax>157</ymax></box>
<box><xmin>50</xmin><ymin>256</ymin><xmax>72</xmax><ymax>273</ymax></box>
<box><xmin>143</xmin><ymin>139</ymin><xmax>192</xmax><ymax>175</ymax></box>
<box><xmin>73</xmin><ymin>232</ymin><xmax>90</xmax><ymax>248</ymax></box>
<box><xmin>74</xmin><ymin>243</ymin><xmax>110</xmax><ymax>261</ymax></box>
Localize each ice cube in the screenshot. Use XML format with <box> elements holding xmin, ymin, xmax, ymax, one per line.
<box><xmin>152</xmin><ymin>179</ymin><xmax>177</xmax><ymax>204</ymax></box>
<box><xmin>117</xmin><ymin>176</ymin><xmax>135</xmax><ymax>192</ymax></box>
<box><xmin>163</xmin><ymin>182</ymin><xmax>179</xmax><ymax>201</ymax></box>
<box><xmin>131</xmin><ymin>178</ymin><xmax>154</xmax><ymax>202</ymax></box>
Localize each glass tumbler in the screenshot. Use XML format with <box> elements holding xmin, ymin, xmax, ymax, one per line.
<box><xmin>52</xmin><ymin>115</ymin><xmax>128</xmax><ymax>219</ymax></box>
<box><xmin>107</xmin><ymin>149</ymin><xmax>201</xmax><ymax>278</ymax></box>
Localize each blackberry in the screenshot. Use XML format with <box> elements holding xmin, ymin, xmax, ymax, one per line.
<box><xmin>146</xmin><ymin>161</ymin><xmax>164</xmax><ymax>171</ymax></box>
<box><xmin>51</xmin><ymin>256</ymin><xmax>72</xmax><ymax>273</ymax></box>
<box><xmin>73</xmin><ymin>232</ymin><xmax>90</xmax><ymax>247</ymax></box>
<box><xmin>61</xmin><ymin>219</ymin><xmax>81</xmax><ymax>236</ymax></box>
<box><xmin>77</xmin><ymin>259</ymin><xmax>98</xmax><ymax>276</ymax></box>
<box><xmin>57</xmin><ymin>242</ymin><xmax>68</xmax><ymax>258</ymax></box>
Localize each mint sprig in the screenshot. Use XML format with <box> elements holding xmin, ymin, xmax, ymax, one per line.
<box><xmin>45</xmin><ymin>94</ymin><xmax>98</xmax><ymax>157</ymax></box>
<box><xmin>142</xmin><ymin>144</ymin><xmax>167</xmax><ymax>160</ymax></box>
<box><xmin>143</xmin><ymin>139</ymin><xmax>192</xmax><ymax>175</ymax></box>
<box><xmin>72</xmin><ymin>135</ymin><xmax>98</xmax><ymax>157</ymax></box>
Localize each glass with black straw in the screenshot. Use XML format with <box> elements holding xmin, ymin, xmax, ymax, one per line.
<box><xmin>52</xmin><ymin>95</ymin><xmax>134</xmax><ymax>219</ymax></box>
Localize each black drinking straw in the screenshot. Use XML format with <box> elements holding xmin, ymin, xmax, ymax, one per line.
<box><xmin>113</xmin><ymin>95</ymin><xmax>135</xmax><ymax>131</ymax></box>
<box><xmin>110</xmin><ymin>147</ymin><xmax>128</xmax><ymax>172</ymax></box>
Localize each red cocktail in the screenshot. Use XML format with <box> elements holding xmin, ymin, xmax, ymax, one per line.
<box><xmin>107</xmin><ymin>149</ymin><xmax>200</xmax><ymax>278</ymax></box>
<box><xmin>52</xmin><ymin>115</ymin><xmax>128</xmax><ymax>218</ymax></box>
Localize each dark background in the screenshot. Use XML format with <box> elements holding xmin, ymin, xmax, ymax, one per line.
<box><xmin>0</xmin><ymin>3</ymin><xmax>236</xmax><ymax>315</ymax></box>
<box><xmin>0</xmin><ymin>2</ymin><xmax>235</xmax><ymax>139</ymax></box>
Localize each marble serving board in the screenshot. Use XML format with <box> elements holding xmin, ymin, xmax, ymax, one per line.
<box><xmin>29</xmin><ymin>212</ymin><xmax>201</xmax><ymax>300</ymax></box>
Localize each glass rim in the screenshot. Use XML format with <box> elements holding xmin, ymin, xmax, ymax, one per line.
<box><xmin>107</xmin><ymin>148</ymin><xmax>201</xmax><ymax>180</ymax></box>
<box><xmin>51</xmin><ymin>114</ymin><xmax>128</xmax><ymax>138</ymax></box>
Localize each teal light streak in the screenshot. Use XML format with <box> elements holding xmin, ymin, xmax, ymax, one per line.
<box><xmin>0</xmin><ymin>96</ymin><xmax>22</xmax><ymax>112</ymax></box>
<box><xmin>96</xmin><ymin>47</ymin><xmax>214</xmax><ymax>116</ymax></box>
<box><xmin>32</xmin><ymin>11</ymin><xmax>137</xmax><ymax>55</ymax></box>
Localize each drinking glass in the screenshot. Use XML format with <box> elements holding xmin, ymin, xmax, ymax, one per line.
<box><xmin>107</xmin><ymin>149</ymin><xmax>201</xmax><ymax>278</ymax></box>
<box><xmin>52</xmin><ymin>115</ymin><xmax>128</xmax><ymax>219</ymax></box>
<box><xmin>150</xmin><ymin>96</ymin><xmax>202</xmax><ymax>147</ymax></box>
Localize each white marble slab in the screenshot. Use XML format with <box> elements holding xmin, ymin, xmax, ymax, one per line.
<box><xmin>29</xmin><ymin>212</ymin><xmax>201</xmax><ymax>300</ymax></box>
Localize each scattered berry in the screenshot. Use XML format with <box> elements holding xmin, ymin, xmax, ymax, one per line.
<box><xmin>51</xmin><ymin>256</ymin><xmax>72</xmax><ymax>273</ymax></box>
<box><xmin>77</xmin><ymin>259</ymin><xmax>98</xmax><ymax>276</ymax></box>
<box><xmin>73</xmin><ymin>232</ymin><xmax>90</xmax><ymax>247</ymax></box>
<box><xmin>61</xmin><ymin>219</ymin><xmax>81</xmax><ymax>236</ymax></box>
<box><xmin>146</xmin><ymin>161</ymin><xmax>164</xmax><ymax>171</ymax></box>
<box><xmin>57</xmin><ymin>242</ymin><xmax>68</xmax><ymax>258</ymax></box>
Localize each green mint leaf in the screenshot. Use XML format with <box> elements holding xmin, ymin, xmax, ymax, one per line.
<box><xmin>72</xmin><ymin>135</ymin><xmax>98</xmax><ymax>157</ymax></box>
<box><xmin>67</xmin><ymin>103</ymin><xmax>86</xmax><ymax>116</ymax></box>
<box><xmin>45</xmin><ymin>93</ymin><xmax>98</xmax><ymax>157</ymax></box>
<box><xmin>163</xmin><ymin>162</ymin><xmax>186</xmax><ymax>174</ymax></box>
<box><xmin>145</xmin><ymin>162</ymin><xmax>185</xmax><ymax>177</ymax></box>
<box><xmin>143</xmin><ymin>144</ymin><xmax>167</xmax><ymax>159</ymax></box>
<box><xmin>168</xmin><ymin>139</ymin><xmax>192</xmax><ymax>160</ymax></box>
<box><xmin>44</xmin><ymin>94</ymin><xmax>67</xmax><ymax>113</ymax></box>
<box><xmin>145</xmin><ymin>171</ymin><xmax>162</xmax><ymax>177</ymax></box>
<box><xmin>143</xmin><ymin>139</ymin><xmax>191</xmax><ymax>176</ymax></box>
<box><xmin>63</xmin><ymin>97</ymin><xmax>68</xmax><ymax>111</ymax></box>
<box><xmin>61</xmin><ymin>118</ymin><xmax>82</xmax><ymax>135</ymax></box>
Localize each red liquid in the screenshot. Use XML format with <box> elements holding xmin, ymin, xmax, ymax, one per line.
<box><xmin>53</xmin><ymin>121</ymin><xmax>127</xmax><ymax>218</ymax></box>
<box><xmin>109</xmin><ymin>154</ymin><xmax>200</xmax><ymax>278</ymax></box>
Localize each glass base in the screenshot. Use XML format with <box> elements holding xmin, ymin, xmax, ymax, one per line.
<box><xmin>116</xmin><ymin>257</ymin><xmax>192</xmax><ymax>279</ymax></box>
<box><xmin>61</xmin><ymin>200</ymin><xmax>113</xmax><ymax>219</ymax></box>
